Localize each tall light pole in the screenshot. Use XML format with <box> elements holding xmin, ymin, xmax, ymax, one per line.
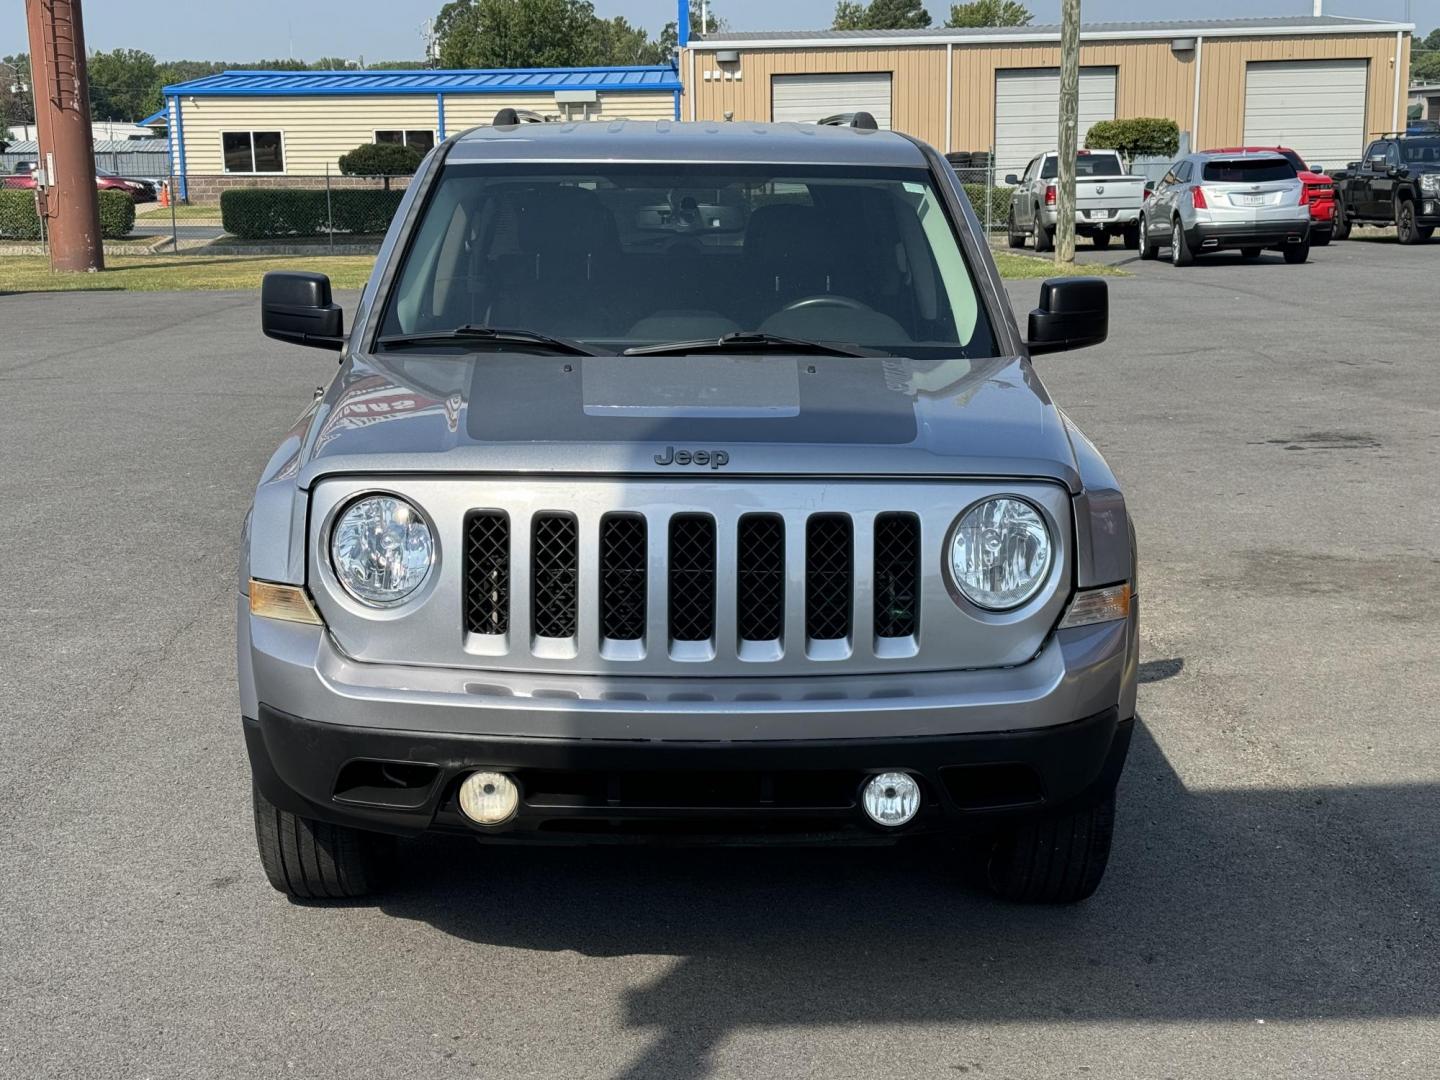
<box><xmin>1055</xmin><ymin>0</ymin><xmax>1080</xmax><ymax>266</ymax></box>
<box><xmin>25</xmin><ymin>0</ymin><xmax>104</xmax><ymax>273</ymax></box>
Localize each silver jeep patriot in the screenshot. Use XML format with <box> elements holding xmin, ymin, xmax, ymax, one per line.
<box><xmin>241</xmin><ymin>119</ymin><xmax>1137</xmax><ymax>905</ymax></box>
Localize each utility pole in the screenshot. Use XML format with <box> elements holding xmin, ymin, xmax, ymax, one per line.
<box><xmin>1055</xmin><ymin>0</ymin><xmax>1080</xmax><ymax>266</ymax></box>
<box><xmin>25</xmin><ymin>0</ymin><xmax>103</xmax><ymax>272</ymax></box>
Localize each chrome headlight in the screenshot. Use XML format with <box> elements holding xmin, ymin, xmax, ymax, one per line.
<box><xmin>947</xmin><ymin>497</ymin><xmax>1053</xmax><ymax>610</ymax></box>
<box><xmin>1420</xmin><ymin>173</ymin><xmax>1440</xmax><ymax>196</ymax></box>
<box><xmin>330</xmin><ymin>494</ymin><xmax>434</xmax><ymax>606</ymax></box>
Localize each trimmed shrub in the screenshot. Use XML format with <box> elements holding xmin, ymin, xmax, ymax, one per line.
<box><xmin>0</xmin><ymin>188</ymin><xmax>42</xmax><ymax>239</ymax></box>
<box><xmin>1085</xmin><ymin>117</ymin><xmax>1180</xmax><ymax>160</ymax></box>
<box><xmin>97</xmin><ymin>189</ymin><xmax>136</xmax><ymax>238</ymax></box>
<box><xmin>221</xmin><ymin>189</ymin><xmax>329</xmax><ymax>239</ymax></box>
<box><xmin>962</xmin><ymin>182</ymin><xmax>1013</xmax><ymax>227</ymax></box>
<box><xmin>220</xmin><ymin>187</ymin><xmax>405</xmax><ymax>239</ymax></box>
<box><xmin>0</xmin><ymin>187</ymin><xmax>136</xmax><ymax>239</ymax></box>
<box><xmin>337</xmin><ymin>142</ymin><xmax>422</xmax><ymax>189</ymax></box>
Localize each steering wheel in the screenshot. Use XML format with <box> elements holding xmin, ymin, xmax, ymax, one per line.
<box><xmin>780</xmin><ymin>294</ymin><xmax>871</xmax><ymax>313</ymax></box>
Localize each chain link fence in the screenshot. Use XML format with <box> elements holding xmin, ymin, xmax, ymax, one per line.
<box><xmin>945</xmin><ymin>149</ymin><xmax>1010</xmax><ymax>235</ymax></box>
<box><xmin>214</xmin><ymin>168</ymin><xmax>409</xmax><ymax>249</ymax></box>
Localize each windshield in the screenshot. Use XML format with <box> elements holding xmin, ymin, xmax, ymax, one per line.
<box><xmin>1202</xmin><ymin>158</ymin><xmax>1296</xmax><ymax>183</ymax></box>
<box><xmin>379</xmin><ymin>162</ymin><xmax>998</xmax><ymax>358</ymax></box>
<box><xmin>1401</xmin><ymin>138</ymin><xmax>1440</xmax><ymax>164</ymax></box>
<box><xmin>1040</xmin><ymin>153</ymin><xmax>1122</xmax><ymax>179</ymax></box>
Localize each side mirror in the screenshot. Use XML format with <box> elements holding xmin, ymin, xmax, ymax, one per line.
<box><xmin>261</xmin><ymin>271</ymin><xmax>344</xmax><ymax>350</ymax></box>
<box><xmin>1004</xmin><ymin>173</ymin><xmax>1020</xmax><ymax>186</ymax></box>
<box><xmin>1026</xmin><ymin>277</ymin><xmax>1108</xmax><ymax>355</ymax></box>
<box><xmin>1368</xmin><ymin>155</ymin><xmax>1388</xmax><ymax>171</ymax></box>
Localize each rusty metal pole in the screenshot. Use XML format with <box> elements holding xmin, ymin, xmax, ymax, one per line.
<box><xmin>26</xmin><ymin>0</ymin><xmax>104</xmax><ymax>272</ymax></box>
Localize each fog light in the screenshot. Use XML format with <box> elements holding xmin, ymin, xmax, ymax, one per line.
<box><xmin>862</xmin><ymin>772</ymin><xmax>921</xmax><ymax>827</ymax></box>
<box><xmin>458</xmin><ymin>771</ymin><xmax>519</xmax><ymax>825</ymax></box>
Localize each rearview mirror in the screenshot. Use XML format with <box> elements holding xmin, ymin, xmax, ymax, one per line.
<box><xmin>1004</xmin><ymin>173</ymin><xmax>1020</xmax><ymax>186</ymax></box>
<box><xmin>261</xmin><ymin>271</ymin><xmax>344</xmax><ymax>350</ymax></box>
<box><xmin>1026</xmin><ymin>277</ymin><xmax>1108</xmax><ymax>355</ymax></box>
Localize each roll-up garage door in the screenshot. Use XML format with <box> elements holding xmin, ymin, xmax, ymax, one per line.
<box><xmin>994</xmin><ymin>67</ymin><xmax>1117</xmax><ymax>183</ymax></box>
<box><xmin>772</xmin><ymin>73</ymin><xmax>893</xmax><ymax>128</ymax></box>
<box><xmin>1243</xmin><ymin>60</ymin><xmax>1368</xmax><ymax>171</ymax></box>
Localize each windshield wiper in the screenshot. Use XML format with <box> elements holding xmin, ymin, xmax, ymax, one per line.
<box><xmin>623</xmin><ymin>331</ymin><xmax>883</xmax><ymax>358</ymax></box>
<box><xmin>376</xmin><ymin>325</ymin><xmax>606</xmax><ymax>356</ymax></box>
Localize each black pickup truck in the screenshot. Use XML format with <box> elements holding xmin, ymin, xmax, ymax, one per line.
<box><xmin>1332</xmin><ymin>134</ymin><xmax>1440</xmax><ymax>244</ymax></box>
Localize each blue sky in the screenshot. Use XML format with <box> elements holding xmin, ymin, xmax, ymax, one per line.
<box><xmin>2</xmin><ymin>1</ymin><xmax>1434</xmax><ymax>62</ymax></box>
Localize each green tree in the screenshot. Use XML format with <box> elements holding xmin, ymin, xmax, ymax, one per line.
<box><xmin>87</xmin><ymin>48</ymin><xmax>162</xmax><ymax>121</ymax></box>
<box><xmin>435</xmin><ymin>0</ymin><xmax>607</xmax><ymax>68</ymax></box>
<box><xmin>1414</xmin><ymin>29</ymin><xmax>1440</xmax><ymax>82</ymax></box>
<box><xmin>311</xmin><ymin>57</ymin><xmax>359</xmax><ymax>70</ymax></box>
<box><xmin>946</xmin><ymin>0</ymin><xmax>1032</xmax><ymax>28</ymax></box>
<box><xmin>1</xmin><ymin>53</ymin><xmax>33</xmax><ymax>126</ymax></box>
<box><xmin>831</xmin><ymin>0</ymin><xmax>931</xmax><ymax>30</ymax></box>
<box><xmin>338</xmin><ymin>141</ymin><xmax>423</xmax><ymax>188</ymax></box>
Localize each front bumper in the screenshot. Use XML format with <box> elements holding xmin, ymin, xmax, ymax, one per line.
<box><xmin>1187</xmin><ymin>219</ymin><xmax>1310</xmax><ymax>251</ymax></box>
<box><xmin>246</xmin><ymin>704</ymin><xmax>1132</xmax><ymax>842</ymax></box>
<box><xmin>240</xmin><ymin>596</ymin><xmax>1138</xmax><ymax>842</ymax></box>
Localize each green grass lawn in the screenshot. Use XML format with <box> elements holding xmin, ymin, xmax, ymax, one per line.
<box><xmin>992</xmin><ymin>252</ymin><xmax>1129</xmax><ymax>278</ymax></box>
<box><xmin>135</xmin><ymin>203</ymin><xmax>223</xmax><ymax>221</ymax></box>
<box><xmin>0</xmin><ymin>254</ymin><xmax>376</xmax><ymax>293</ymax></box>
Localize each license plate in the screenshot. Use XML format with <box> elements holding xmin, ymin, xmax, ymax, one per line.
<box><xmin>1235</xmin><ymin>194</ymin><xmax>1267</xmax><ymax>207</ymax></box>
<box><xmin>1084</xmin><ymin>209</ymin><xmax>1113</xmax><ymax>219</ymax></box>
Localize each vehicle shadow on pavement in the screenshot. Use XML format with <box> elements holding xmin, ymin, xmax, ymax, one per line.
<box><xmin>378</xmin><ymin>722</ymin><xmax>1439</xmax><ymax>1079</ymax></box>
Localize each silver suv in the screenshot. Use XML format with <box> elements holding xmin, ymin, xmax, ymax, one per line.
<box><xmin>242</xmin><ymin>120</ymin><xmax>1138</xmax><ymax>905</ymax></box>
<box><xmin>1139</xmin><ymin>151</ymin><xmax>1311</xmax><ymax>265</ymax></box>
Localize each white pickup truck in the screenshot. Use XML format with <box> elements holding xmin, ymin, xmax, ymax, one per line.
<box><xmin>1004</xmin><ymin>150</ymin><xmax>1148</xmax><ymax>251</ymax></box>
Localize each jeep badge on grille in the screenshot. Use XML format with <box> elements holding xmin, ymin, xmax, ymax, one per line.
<box><xmin>654</xmin><ymin>446</ymin><xmax>730</xmax><ymax>469</ymax></box>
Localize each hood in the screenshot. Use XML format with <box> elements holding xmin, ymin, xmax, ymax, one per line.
<box><xmin>286</xmin><ymin>350</ymin><xmax>1082</xmax><ymax>491</ymax></box>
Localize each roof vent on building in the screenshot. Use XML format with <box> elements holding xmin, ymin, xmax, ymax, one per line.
<box><xmin>493</xmin><ymin>107</ymin><xmax>520</xmax><ymax>127</ymax></box>
<box><xmin>850</xmin><ymin>112</ymin><xmax>879</xmax><ymax>131</ymax></box>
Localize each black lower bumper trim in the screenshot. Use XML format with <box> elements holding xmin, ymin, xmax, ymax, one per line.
<box><xmin>1187</xmin><ymin>221</ymin><xmax>1310</xmax><ymax>251</ymax></box>
<box><xmin>245</xmin><ymin>705</ymin><xmax>1131</xmax><ymax>842</ymax></box>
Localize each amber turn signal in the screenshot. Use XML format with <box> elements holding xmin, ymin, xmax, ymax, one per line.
<box><xmin>1058</xmin><ymin>583</ymin><xmax>1132</xmax><ymax>629</ymax></box>
<box><xmin>249</xmin><ymin>580</ymin><xmax>324</xmax><ymax>625</ymax></box>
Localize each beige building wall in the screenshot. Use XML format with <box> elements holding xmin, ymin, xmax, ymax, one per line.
<box><xmin>442</xmin><ymin>90</ymin><xmax>676</xmax><ymax>131</ymax></box>
<box><xmin>179</xmin><ymin>91</ymin><xmax>678</xmax><ymax>175</ymax></box>
<box><xmin>1194</xmin><ymin>33</ymin><xmax>1408</xmax><ymax>150</ymax></box>
<box><xmin>687</xmin><ymin>46</ymin><xmax>949</xmax><ymax>146</ymax></box>
<box><xmin>684</xmin><ymin>31</ymin><xmax>1409</xmax><ymax>156</ymax></box>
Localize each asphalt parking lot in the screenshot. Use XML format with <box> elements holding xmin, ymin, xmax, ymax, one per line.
<box><xmin>2</xmin><ymin>236</ymin><xmax>1437</xmax><ymax>1078</ymax></box>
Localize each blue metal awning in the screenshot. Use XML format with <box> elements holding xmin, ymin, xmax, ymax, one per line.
<box><xmin>162</xmin><ymin>65</ymin><xmax>681</xmax><ymax>97</ymax></box>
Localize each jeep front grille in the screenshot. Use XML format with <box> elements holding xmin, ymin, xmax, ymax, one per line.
<box><xmin>464</xmin><ymin>507</ymin><xmax>923</xmax><ymax>662</ymax></box>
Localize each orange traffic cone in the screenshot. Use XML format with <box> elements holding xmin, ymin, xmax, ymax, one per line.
<box><xmin>159</xmin><ymin>181</ymin><xmax>169</xmax><ymax>208</ymax></box>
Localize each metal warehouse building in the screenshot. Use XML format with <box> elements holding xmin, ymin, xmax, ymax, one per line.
<box><xmin>161</xmin><ymin>66</ymin><xmax>681</xmax><ymax>200</ymax></box>
<box><xmin>680</xmin><ymin>15</ymin><xmax>1412</xmax><ymax>178</ymax></box>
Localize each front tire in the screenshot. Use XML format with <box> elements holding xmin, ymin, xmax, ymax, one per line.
<box><xmin>1310</xmin><ymin>227</ymin><xmax>1331</xmax><ymax>247</ymax></box>
<box><xmin>985</xmin><ymin>791</ymin><xmax>1116</xmax><ymax>904</ymax></box>
<box><xmin>1170</xmin><ymin>220</ymin><xmax>1194</xmax><ymax>266</ymax></box>
<box><xmin>1121</xmin><ymin>222</ymin><xmax>1140</xmax><ymax>250</ymax></box>
<box><xmin>1283</xmin><ymin>241</ymin><xmax>1311</xmax><ymax>264</ymax></box>
<box><xmin>1137</xmin><ymin>215</ymin><xmax>1158</xmax><ymax>260</ymax></box>
<box><xmin>1091</xmin><ymin>230</ymin><xmax>1112</xmax><ymax>250</ymax></box>
<box><xmin>253</xmin><ymin>781</ymin><xmax>392</xmax><ymax>901</ymax></box>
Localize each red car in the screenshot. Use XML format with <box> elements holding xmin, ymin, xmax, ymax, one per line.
<box><xmin>1203</xmin><ymin>145</ymin><xmax>1334</xmax><ymax>245</ymax></box>
<box><xmin>1</xmin><ymin>169</ymin><xmax>157</xmax><ymax>202</ymax></box>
